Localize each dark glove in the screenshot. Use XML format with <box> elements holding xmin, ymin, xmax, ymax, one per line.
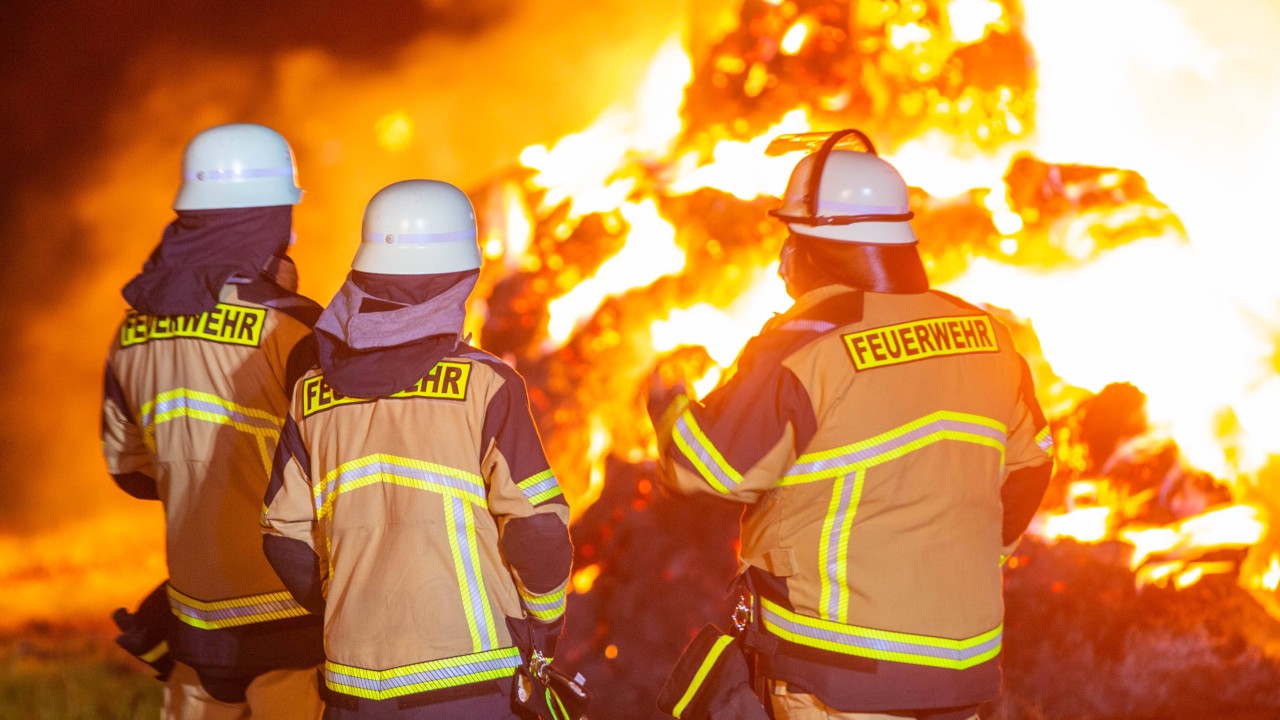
<box><xmin>112</xmin><ymin>582</ymin><xmax>174</xmax><ymax>682</ymax></box>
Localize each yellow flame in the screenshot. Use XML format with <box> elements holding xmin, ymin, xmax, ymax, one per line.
<box><xmin>1137</xmin><ymin>561</ymin><xmax>1236</xmax><ymax>590</ymax></box>
<box><xmin>571</xmin><ymin>563</ymin><xmax>601</xmax><ymax>595</ymax></box>
<box><xmin>546</xmin><ymin>199</ymin><xmax>685</xmax><ymax>343</ymax></box>
<box><xmin>1123</xmin><ymin>505</ymin><xmax>1265</xmax><ymax>568</ymax></box>
<box><xmin>781</xmin><ymin>17</ymin><xmax>815</xmax><ymax>56</ymax></box>
<box><xmin>888</xmin><ymin>22</ymin><xmax>933</xmax><ymax>50</ymax></box>
<box><xmin>982</xmin><ymin>187</ymin><xmax>1024</xmax><ymax>235</ymax></box>
<box><xmin>670</xmin><ymin>109</ymin><xmax>812</xmax><ymax>200</ymax></box>
<box><xmin>483</xmin><ymin>182</ymin><xmax>534</xmax><ymax>271</ymax></box>
<box><xmin>521</xmin><ymin>37</ymin><xmax>690</xmax><ymax>218</ymax></box>
<box><xmin>881</xmin><ymin>129</ymin><xmax>1017</xmax><ymax>199</ymax></box>
<box><xmin>374</xmin><ymin>110</ymin><xmax>414</xmax><ymax>152</ymax></box>
<box><xmin>650</xmin><ymin>263</ymin><xmax>789</xmax><ymax>366</ymax></box>
<box><xmin>942</xmin><ymin>237</ymin><xmax>1280</xmax><ymax>479</ymax></box>
<box><xmin>1258</xmin><ymin>554</ymin><xmax>1280</xmax><ymax>592</ymax></box>
<box><xmin>948</xmin><ymin>0</ymin><xmax>1006</xmax><ymax>43</ymax></box>
<box><xmin>1041</xmin><ymin>506</ymin><xmax>1112</xmax><ymax>544</ymax></box>
<box><xmin>1135</xmin><ymin>561</ymin><xmax>1181</xmax><ymax>588</ymax></box>
<box><xmin>691</xmin><ymin>367</ymin><xmax>724</xmax><ymax>399</ymax></box>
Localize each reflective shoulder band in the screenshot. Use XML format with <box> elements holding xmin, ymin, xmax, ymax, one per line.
<box><xmin>186</xmin><ymin>166</ymin><xmax>294</xmax><ymax>181</ymax></box>
<box><xmin>363</xmin><ymin>230</ymin><xmax>477</xmax><ymax>245</ymax></box>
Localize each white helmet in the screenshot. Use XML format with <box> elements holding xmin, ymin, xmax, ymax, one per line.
<box><xmin>353</xmin><ymin>180</ymin><xmax>481</xmax><ymax>275</ymax></box>
<box><xmin>173</xmin><ymin>123</ymin><xmax>302</xmax><ymax>211</ymax></box>
<box><xmin>770</xmin><ymin>129</ymin><xmax>916</xmax><ymax>245</ymax></box>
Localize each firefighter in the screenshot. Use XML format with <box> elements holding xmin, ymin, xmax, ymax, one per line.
<box><xmin>101</xmin><ymin>123</ymin><xmax>326</xmax><ymax>718</ymax></box>
<box><xmin>260</xmin><ymin>179</ymin><xmax>573</xmax><ymax>719</ymax></box>
<box><xmin>648</xmin><ymin>130</ymin><xmax>1054</xmax><ymax>720</ymax></box>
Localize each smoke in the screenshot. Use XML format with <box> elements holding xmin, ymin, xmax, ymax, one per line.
<box><xmin>0</xmin><ymin>0</ymin><xmax>689</xmax><ymax>532</ymax></box>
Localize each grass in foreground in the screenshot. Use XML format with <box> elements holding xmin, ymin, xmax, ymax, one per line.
<box><xmin>0</xmin><ymin>622</ymin><xmax>161</xmax><ymax>720</ymax></box>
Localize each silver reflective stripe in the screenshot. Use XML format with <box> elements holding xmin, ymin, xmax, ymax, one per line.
<box><xmin>324</xmin><ymin>647</ymin><xmax>522</xmax><ymax>699</ymax></box>
<box><xmin>142</xmin><ymin>395</ymin><xmax>278</xmax><ymax>432</ymax></box>
<box><xmin>185</xmin><ymin>166</ymin><xmax>293</xmax><ymax>181</ymax></box>
<box><xmin>166</xmin><ymin>587</ymin><xmax>308</xmax><ymax>630</ymax></box>
<box><xmin>520</xmin><ymin>477</ymin><xmax>559</xmax><ymax>499</ymax></box>
<box><xmin>763</xmin><ymin>602</ymin><xmax>1002</xmax><ymax>668</ymax></box>
<box><xmin>1037</xmin><ymin>431</ymin><xmax>1053</xmax><ymax>453</ymax></box>
<box><xmin>788</xmin><ymin>417</ymin><xmax>1006</xmax><ymax>479</ymax></box>
<box><xmin>822</xmin><ymin>471</ymin><xmax>863</xmax><ymax>619</ymax></box>
<box><xmin>674</xmin><ymin>414</ymin><xmax>741</xmax><ymax>492</ymax></box>
<box><xmin>779</xmin><ymin>320</ymin><xmax>837</xmax><ymax>333</ymax></box>
<box><xmin>449</xmin><ymin>496</ymin><xmax>495</xmax><ymax>651</ymax></box>
<box><xmin>363</xmin><ymin>230</ymin><xmax>477</xmax><ymax>245</ymax></box>
<box><xmin>314</xmin><ymin>458</ymin><xmax>486</xmax><ymax>514</ymax></box>
<box><xmin>817</xmin><ymin>199</ymin><xmax>909</xmax><ymax>215</ymax></box>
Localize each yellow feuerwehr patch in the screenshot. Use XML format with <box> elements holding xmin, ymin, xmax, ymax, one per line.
<box><xmin>843</xmin><ymin>315</ymin><xmax>998</xmax><ymax>370</ymax></box>
<box><xmin>120</xmin><ymin>303</ymin><xmax>267</xmax><ymax>348</ymax></box>
<box><xmin>302</xmin><ymin>361</ymin><xmax>471</xmax><ymax>417</ymax></box>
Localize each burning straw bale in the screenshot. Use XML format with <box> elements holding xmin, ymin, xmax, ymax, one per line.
<box><xmin>554</xmin><ymin>461</ymin><xmax>1280</xmax><ymax>719</ymax></box>
<box><xmin>997</xmin><ymin>538</ymin><xmax>1280</xmax><ymax>719</ymax></box>
<box><xmin>683</xmin><ymin>0</ymin><xmax>1035</xmax><ymax>149</ymax></box>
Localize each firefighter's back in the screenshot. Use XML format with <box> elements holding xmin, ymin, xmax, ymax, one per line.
<box><xmin>288</xmin><ymin>348</ymin><xmax>536</xmax><ymax>700</ymax></box>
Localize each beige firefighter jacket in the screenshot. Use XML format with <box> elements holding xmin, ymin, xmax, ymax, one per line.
<box><xmin>261</xmin><ymin>345</ymin><xmax>571</xmax><ymax>704</ymax></box>
<box><xmin>651</xmin><ymin>283</ymin><xmax>1054</xmax><ymax>710</ymax></box>
<box><xmin>102</xmin><ymin>273</ymin><xmax>324</xmax><ymax>672</ymax></box>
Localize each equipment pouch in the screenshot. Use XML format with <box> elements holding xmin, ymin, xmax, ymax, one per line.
<box><xmin>513</xmin><ymin>653</ymin><xmax>590</xmax><ymax>720</ymax></box>
<box><xmin>657</xmin><ymin>624</ymin><xmax>769</xmax><ymax>720</ymax></box>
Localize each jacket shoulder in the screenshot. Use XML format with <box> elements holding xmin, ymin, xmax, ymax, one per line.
<box><xmin>452</xmin><ymin>344</ymin><xmax>526</xmax><ymax>388</ymax></box>
<box><xmin>930</xmin><ymin>289</ymin><xmax>994</xmax><ymax>317</ymax></box>
<box><xmin>236</xmin><ymin>280</ymin><xmax>323</xmax><ymax>328</ymax></box>
<box><xmin>752</xmin><ymin>290</ymin><xmax>865</xmax><ymax>364</ymax></box>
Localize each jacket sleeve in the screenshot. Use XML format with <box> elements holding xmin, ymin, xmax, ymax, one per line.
<box><xmin>480</xmin><ymin>369</ymin><xmax>572</xmax><ymax>627</ymax></box>
<box><xmin>260</xmin><ymin>414</ymin><xmax>326</xmax><ymax>615</ymax></box>
<box><xmin>648</xmin><ymin>334</ymin><xmax>818</xmax><ymax>505</ymax></box>
<box><xmin>102</xmin><ymin>362</ymin><xmax>158</xmax><ymax>500</ymax></box>
<box><xmin>1001</xmin><ymin>356</ymin><xmax>1055</xmax><ymax>555</ymax></box>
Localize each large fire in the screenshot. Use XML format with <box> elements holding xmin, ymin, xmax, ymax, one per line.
<box><xmin>467</xmin><ymin>0</ymin><xmax>1280</xmax><ymax>616</ymax></box>
<box><xmin>4</xmin><ymin>0</ymin><xmax>1279</xmax><ymax>644</ymax></box>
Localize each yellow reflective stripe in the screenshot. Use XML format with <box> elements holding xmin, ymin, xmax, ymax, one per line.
<box><xmin>672</xmin><ymin>410</ymin><xmax>743</xmax><ymax>494</ymax></box>
<box><xmin>784</xmin><ymin>411</ymin><xmax>1006</xmax><ymax>485</ymax></box>
<box><xmin>761</xmin><ymin>598</ymin><xmax>1001</xmax><ymax>670</ymax></box>
<box><xmin>655</xmin><ymin>394</ymin><xmax>692</xmax><ymax>449</ymax></box>
<box><xmin>547</xmin><ymin>686</ymin><xmax>571</xmax><ymax>720</ymax></box>
<box><xmin>517</xmin><ymin>469</ymin><xmax>563</xmax><ymax>505</ymax></box>
<box><xmin>671</xmin><ymin>634</ymin><xmax>735</xmax><ymax>717</ymax></box>
<box><xmin>324</xmin><ymin>647</ymin><xmax>522</xmax><ymax>701</ymax></box>
<box><xmin>254</xmin><ymin>435</ymin><xmax>272</xmax><ymax>476</ymax></box>
<box><xmin>445</xmin><ymin>497</ymin><xmax>498</xmax><ymax>652</ymax></box>
<box><xmin>789</xmin><ymin>412</ymin><xmax>1004</xmax><ymax>622</ymax></box>
<box><xmin>818</xmin><ymin>470</ymin><xmax>864</xmax><ymax>623</ymax></box>
<box><xmin>1035</xmin><ymin>426</ymin><xmax>1053</xmax><ymax>454</ymax></box>
<box><xmin>139</xmin><ymin>640</ymin><xmax>169</xmax><ymax>664</ymax></box>
<box><xmin>313</xmin><ymin>454</ymin><xmax>486</xmax><ymax>520</ymax></box>
<box><xmin>518</xmin><ymin>584</ymin><xmax>567</xmax><ymax>621</ymax></box>
<box><xmin>462</xmin><ymin>498</ymin><xmax>499</xmax><ymax>650</ymax></box>
<box><xmin>167</xmin><ymin>586</ymin><xmax>309</xmax><ymax>630</ymax></box>
<box><xmin>139</xmin><ymin>388</ymin><xmax>282</xmax><ymax>457</ymax></box>
<box><xmin>518</xmin><ymin>469</ymin><xmax>554</xmax><ymax>488</ymax></box>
